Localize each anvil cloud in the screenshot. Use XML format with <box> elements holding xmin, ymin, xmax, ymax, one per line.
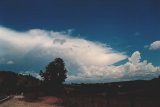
<box><xmin>0</xmin><ymin>26</ymin><xmax>160</xmax><ymax>83</ymax></box>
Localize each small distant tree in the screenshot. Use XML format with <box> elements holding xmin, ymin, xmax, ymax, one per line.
<box><xmin>40</xmin><ymin>58</ymin><xmax>67</xmax><ymax>94</ymax></box>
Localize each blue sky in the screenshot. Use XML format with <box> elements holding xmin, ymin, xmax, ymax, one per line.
<box><xmin>0</xmin><ymin>0</ymin><xmax>160</xmax><ymax>83</ymax></box>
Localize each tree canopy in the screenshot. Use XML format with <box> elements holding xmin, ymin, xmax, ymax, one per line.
<box><xmin>40</xmin><ymin>58</ymin><xmax>67</xmax><ymax>84</ymax></box>
<box><xmin>40</xmin><ymin>58</ymin><xmax>68</xmax><ymax>94</ymax></box>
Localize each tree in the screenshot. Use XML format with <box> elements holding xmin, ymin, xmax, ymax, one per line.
<box><xmin>40</xmin><ymin>58</ymin><xmax>67</xmax><ymax>94</ymax></box>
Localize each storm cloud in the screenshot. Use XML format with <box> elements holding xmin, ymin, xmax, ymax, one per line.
<box><xmin>0</xmin><ymin>26</ymin><xmax>160</xmax><ymax>83</ymax></box>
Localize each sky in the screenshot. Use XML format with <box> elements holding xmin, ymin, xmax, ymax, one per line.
<box><xmin>0</xmin><ymin>0</ymin><xmax>160</xmax><ymax>83</ymax></box>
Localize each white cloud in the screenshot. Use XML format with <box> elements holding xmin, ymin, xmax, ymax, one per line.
<box><xmin>0</xmin><ymin>58</ymin><xmax>14</xmax><ymax>64</ymax></box>
<box><xmin>1</xmin><ymin>26</ymin><xmax>159</xmax><ymax>83</ymax></box>
<box><xmin>7</xmin><ymin>60</ymin><xmax>14</xmax><ymax>64</ymax></box>
<box><xmin>0</xmin><ymin>26</ymin><xmax>127</xmax><ymax>81</ymax></box>
<box><xmin>128</xmin><ymin>51</ymin><xmax>141</xmax><ymax>64</ymax></box>
<box><xmin>67</xmin><ymin>51</ymin><xmax>160</xmax><ymax>83</ymax></box>
<box><xmin>148</xmin><ymin>40</ymin><xmax>160</xmax><ymax>50</ymax></box>
<box><xmin>119</xmin><ymin>51</ymin><xmax>160</xmax><ymax>76</ymax></box>
<box><xmin>20</xmin><ymin>71</ymin><xmax>41</xmax><ymax>79</ymax></box>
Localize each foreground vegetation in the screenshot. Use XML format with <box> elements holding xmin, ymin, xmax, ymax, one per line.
<box><xmin>1</xmin><ymin>71</ymin><xmax>160</xmax><ymax>107</ymax></box>
<box><xmin>62</xmin><ymin>78</ymin><xmax>160</xmax><ymax>107</ymax></box>
<box><xmin>1</xmin><ymin>58</ymin><xmax>160</xmax><ymax>107</ymax></box>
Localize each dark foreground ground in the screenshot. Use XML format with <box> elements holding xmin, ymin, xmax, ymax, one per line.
<box><xmin>0</xmin><ymin>93</ymin><xmax>160</xmax><ymax>107</ymax></box>
<box><xmin>62</xmin><ymin>79</ymin><xmax>160</xmax><ymax>107</ymax></box>
<box><xmin>1</xmin><ymin>78</ymin><xmax>160</xmax><ymax>107</ymax></box>
<box><xmin>63</xmin><ymin>92</ymin><xmax>160</xmax><ymax>107</ymax></box>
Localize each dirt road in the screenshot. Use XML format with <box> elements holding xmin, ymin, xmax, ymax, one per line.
<box><xmin>0</xmin><ymin>96</ymin><xmax>63</xmax><ymax>107</ymax></box>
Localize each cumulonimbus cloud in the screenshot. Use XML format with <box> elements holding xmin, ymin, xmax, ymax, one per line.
<box><xmin>0</xmin><ymin>26</ymin><xmax>160</xmax><ymax>83</ymax></box>
<box><xmin>0</xmin><ymin>26</ymin><xmax>126</xmax><ymax>79</ymax></box>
